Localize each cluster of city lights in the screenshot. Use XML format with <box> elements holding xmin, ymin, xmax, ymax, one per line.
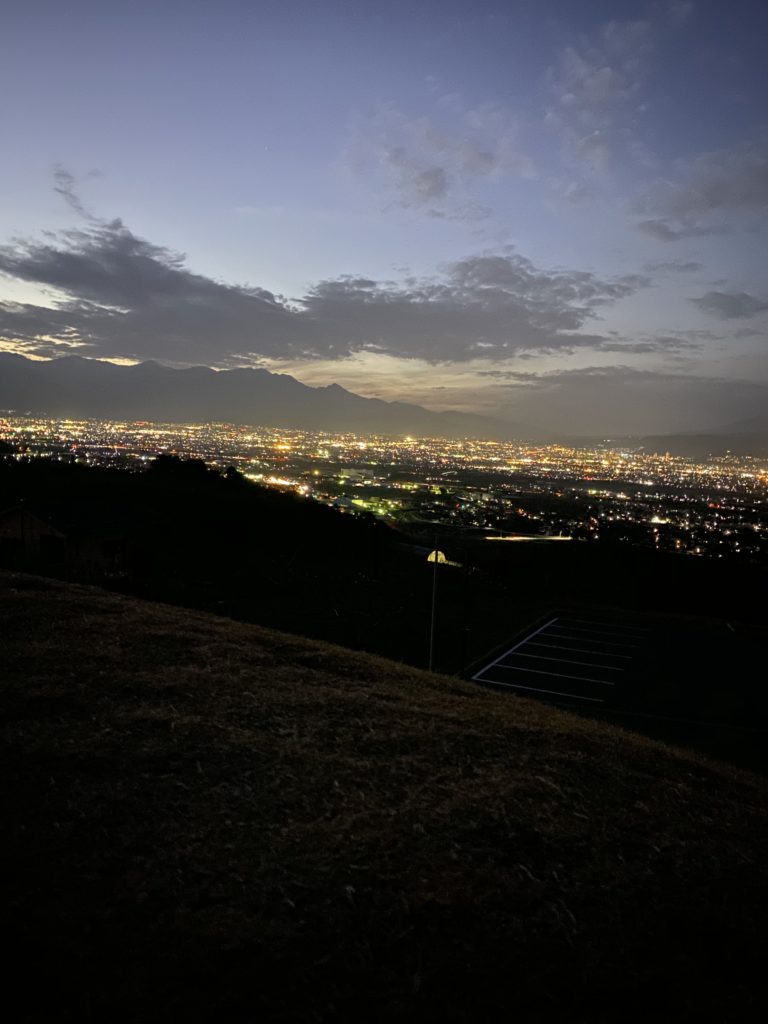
<box><xmin>2</xmin><ymin>415</ymin><xmax>766</xmax><ymax>561</ymax></box>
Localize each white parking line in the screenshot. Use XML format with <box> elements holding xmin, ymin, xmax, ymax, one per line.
<box><xmin>541</xmin><ymin>630</ymin><xmax>638</xmax><ymax>649</ymax></box>
<box><xmin>557</xmin><ymin>618</ymin><xmax>647</xmax><ymax>634</ymax></box>
<box><xmin>471</xmin><ymin>613</ymin><xmax>645</xmax><ymax>704</ymax></box>
<box><xmin>475</xmin><ymin>678</ymin><xmax>605</xmax><ymax>703</ymax></box>
<box><xmin>490</xmin><ymin>664</ymin><xmax>616</xmax><ymax>686</ymax></box>
<box><xmin>564</xmin><ymin>617</ymin><xmax>647</xmax><ymax>632</ymax></box>
<box><xmin>471</xmin><ymin>617</ymin><xmax>560</xmax><ymax>680</ymax></box>
<box><xmin>509</xmin><ymin>651</ymin><xmax>624</xmax><ymax>671</ymax></box>
<box><xmin>528</xmin><ymin>640</ymin><xmax>633</xmax><ymax>659</ymax></box>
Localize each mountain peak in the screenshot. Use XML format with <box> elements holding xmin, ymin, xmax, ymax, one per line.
<box><xmin>0</xmin><ymin>352</ymin><xmax>520</xmax><ymax>440</ymax></box>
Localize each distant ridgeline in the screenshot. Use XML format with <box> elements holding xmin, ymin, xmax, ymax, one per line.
<box><xmin>0</xmin><ymin>353</ymin><xmax>517</xmax><ymax>439</ymax></box>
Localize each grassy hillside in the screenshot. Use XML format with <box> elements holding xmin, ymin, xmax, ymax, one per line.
<box><xmin>4</xmin><ymin>455</ymin><xmax>766</xmax><ymax>688</ymax></box>
<box><xmin>2</xmin><ymin>572</ymin><xmax>767</xmax><ymax>1022</ymax></box>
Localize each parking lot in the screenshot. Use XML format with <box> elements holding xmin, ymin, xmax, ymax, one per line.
<box><xmin>471</xmin><ymin>614</ymin><xmax>647</xmax><ymax>704</ymax></box>
<box><xmin>469</xmin><ymin>610</ymin><xmax>768</xmax><ymax>774</ymax></box>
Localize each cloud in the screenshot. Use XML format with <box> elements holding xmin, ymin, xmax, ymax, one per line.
<box><xmin>477</xmin><ymin>330</ymin><xmax>698</xmax><ymax>357</ymax></box>
<box><xmin>477</xmin><ymin>369</ymin><xmax>540</xmax><ymax>381</ymax></box>
<box><xmin>383</xmin><ymin>152</ymin><xmax>449</xmax><ymax>205</ymax></box>
<box><xmin>297</xmin><ymin>255</ymin><xmax>648</xmax><ymax>363</ymax></box>
<box><xmin>634</xmin><ymin>142</ymin><xmax>768</xmax><ymax>236</ymax></box>
<box><xmin>0</xmin><ymin>207</ymin><xmax>650</xmax><ymax>365</ymax></box>
<box><xmin>0</xmin><ymin>217</ymin><xmax>303</xmax><ymax>363</ymax></box>
<box><xmin>554</xmin><ymin>179</ymin><xmax>595</xmax><ymax>204</ymax></box>
<box><xmin>636</xmin><ymin>219</ymin><xmax>724</xmax><ymax>242</ymax></box>
<box><xmin>52</xmin><ymin>164</ymin><xmax>96</xmax><ymax>220</ymax></box>
<box><xmin>477</xmin><ymin>364</ymin><xmax>768</xmax><ymax>435</ymax></box>
<box><xmin>691</xmin><ymin>291</ymin><xmax>768</xmax><ymax>319</ymax></box>
<box><xmin>424</xmin><ymin>203</ymin><xmax>492</xmax><ymax>222</ymax></box>
<box><xmin>345</xmin><ymin>101</ymin><xmax>533</xmax><ymax>219</ymax></box>
<box><xmin>644</xmin><ymin>260</ymin><xmax>703</xmax><ymax>272</ymax></box>
<box><xmin>593</xmin><ymin>337</ymin><xmax>698</xmax><ymax>353</ymax></box>
<box><xmin>544</xmin><ymin>4</ymin><xmax>689</xmax><ymax>173</ymax></box>
<box><xmin>661</xmin><ymin>0</ymin><xmax>694</xmax><ymax>26</ymax></box>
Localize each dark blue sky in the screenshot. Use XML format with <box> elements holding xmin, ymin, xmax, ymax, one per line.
<box><xmin>1</xmin><ymin>0</ymin><xmax>766</xmax><ymax>432</ymax></box>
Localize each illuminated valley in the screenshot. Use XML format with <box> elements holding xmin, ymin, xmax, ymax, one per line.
<box><xmin>3</xmin><ymin>415</ymin><xmax>766</xmax><ymax>562</ymax></box>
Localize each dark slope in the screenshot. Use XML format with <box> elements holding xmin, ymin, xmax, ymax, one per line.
<box><xmin>2</xmin><ymin>573</ymin><xmax>767</xmax><ymax>1023</ymax></box>
<box><xmin>0</xmin><ymin>353</ymin><xmax>520</xmax><ymax>439</ymax></box>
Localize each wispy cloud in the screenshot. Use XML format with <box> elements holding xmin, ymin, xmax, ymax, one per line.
<box><xmin>644</xmin><ymin>260</ymin><xmax>703</xmax><ymax>273</ymax></box>
<box><xmin>51</xmin><ymin>164</ymin><xmax>104</xmax><ymax>220</ymax></box>
<box><xmin>545</xmin><ymin>2</ymin><xmax>692</xmax><ymax>174</ymax></box>
<box><xmin>475</xmin><ymin>363</ymin><xmax>768</xmax><ymax>435</ymax></box>
<box><xmin>345</xmin><ymin>100</ymin><xmax>533</xmax><ymax>220</ymax></box>
<box><xmin>636</xmin><ymin>219</ymin><xmax>725</xmax><ymax>242</ymax></box>
<box><xmin>634</xmin><ymin>142</ymin><xmax>768</xmax><ymax>239</ymax></box>
<box><xmin>691</xmin><ymin>290</ymin><xmax>768</xmax><ymax>319</ymax></box>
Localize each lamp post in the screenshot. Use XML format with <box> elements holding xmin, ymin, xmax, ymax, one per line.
<box><xmin>427</xmin><ymin>534</ymin><xmax>444</xmax><ymax>671</ymax></box>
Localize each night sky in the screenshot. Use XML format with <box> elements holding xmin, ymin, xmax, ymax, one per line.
<box><xmin>1</xmin><ymin>0</ymin><xmax>766</xmax><ymax>434</ymax></box>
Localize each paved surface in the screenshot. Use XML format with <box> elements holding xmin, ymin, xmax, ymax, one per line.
<box><xmin>470</xmin><ymin>611</ymin><xmax>768</xmax><ymax>773</ymax></box>
<box><xmin>471</xmin><ymin>614</ymin><xmax>647</xmax><ymax>704</ymax></box>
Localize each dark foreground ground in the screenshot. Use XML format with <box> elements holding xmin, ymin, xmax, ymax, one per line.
<box><xmin>2</xmin><ymin>572</ymin><xmax>767</xmax><ymax>1022</ymax></box>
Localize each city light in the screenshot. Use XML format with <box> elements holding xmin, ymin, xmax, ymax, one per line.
<box><xmin>2</xmin><ymin>414</ymin><xmax>765</xmax><ymax>562</ymax></box>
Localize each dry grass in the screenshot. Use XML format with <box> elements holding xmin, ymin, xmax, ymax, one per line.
<box><xmin>2</xmin><ymin>571</ymin><xmax>767</xmax><ymax>1022</ymax></box>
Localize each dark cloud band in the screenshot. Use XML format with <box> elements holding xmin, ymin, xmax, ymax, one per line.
<box><xmin>0</xmin><ymin>216</ymin><xmax>650</xmax><ymax>366</ymax></box>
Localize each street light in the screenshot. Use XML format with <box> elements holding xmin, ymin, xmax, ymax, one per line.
<box><xmin>427</xmin><ymin>537</ymin><xmax>446</xmax><ymax>671</ymax></box>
